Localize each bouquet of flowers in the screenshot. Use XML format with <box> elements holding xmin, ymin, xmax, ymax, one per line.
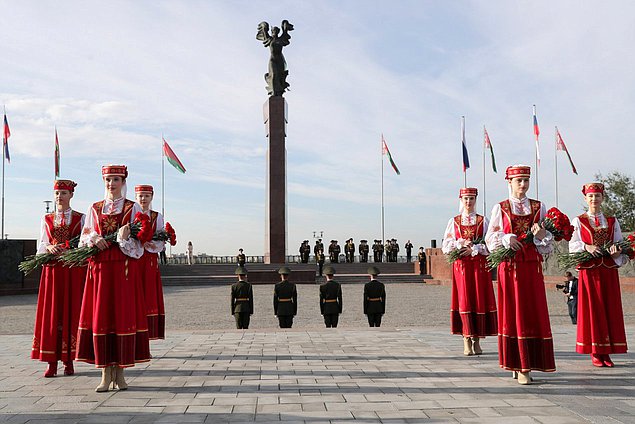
<box><xmin>487</xmin><ymin>207</ymin><xmax>574</xmax><ymax>269</ymax></box>
<box><xmin>60</xmin><ymin>212</ymin><xmax>155</xmax><ymax>267</ymax></box>
<box><xmin>446</xmin><ymin>237</ymin><xmax>485</xmax><ymax>264</ymax></box>
<box><xmin>154</xmin><ymin>222</ymin><xmax>177</xmax><ymax>246</ymax></box>
<box><xmin>18</xmin><ymin>236</ymin><xmax>81</xmax><ymax>276</ymax></box>
<box><xmin>558</xmin><ymin>233</ymin><xmax>635</xmax><ymax>269</ymax></box>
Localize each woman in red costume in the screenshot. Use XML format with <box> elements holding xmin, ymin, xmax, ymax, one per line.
<box><xmin>76</xmin><ymin>165</ymin><xmax>150</xmax><ymax>392</ymax></box>
<box><xmin>569</xmin><ymin>183</ymin><xmax>628</xmax><ymax>367</ymax></box>
<box><xmin>442</xmin><ymin>187</ymin><xmax>497</xmax><ymax>356</ymax></box>
<box><xmin>485</xmin><ymin>165</ymin><xmax>555</xmax><ymax>385</ymax></box>
<box><xmin>134</xmin><ymin>184</ymin><xmax>166</xmax><ymax>340</ymax></box>
<box><xmin>31</xmin><ymin>179</ymin><xmax>86</xmax><ymax>377</ymax></box>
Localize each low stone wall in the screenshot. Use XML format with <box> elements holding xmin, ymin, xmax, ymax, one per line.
<box><xmin>0</xmin><ymin>239</ymin><xmax>40</xmax><ymax>294</ymax></box>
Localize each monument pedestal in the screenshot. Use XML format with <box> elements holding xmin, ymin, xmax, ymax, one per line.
<box><xmin>263</xmin><ymin>96</ymin><xmax>287</xmax><ymax>264</ymax></box>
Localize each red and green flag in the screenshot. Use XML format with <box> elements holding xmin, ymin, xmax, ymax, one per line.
<box><xmin>556</xmin><ymin>127</ymin><xmax>578</xmax><ymax>175</ymax></box>
<box><xmin>3</xmin><ymin>112</ymin><xmax>10</xmax><ymax>163</ymax></box>
<box><xmin>483</xmin><ymin>126</ymin><xmax>497</xmax><ymax>173</ymax></box>
<box><xmin>54</xmin><ymin>129</ymin><xmax>60</xmax><ymax>178</ymax></box>
<box><xmin>381</xmin><ymin>134</ymin><xmax>400</xmax><ymax>175</ymax></box>
<box><xmin>163</xmin><ymin>137</ymin><xmax>186</xmax><ymax>174</ymax></box>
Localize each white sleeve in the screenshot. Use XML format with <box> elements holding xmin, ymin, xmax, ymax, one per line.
<box><xmin>485</xmin><ymin>204</ymin><xmax>507</xmax><ymax>251</ymax></box>
<box><xmin>79</xmin><ymin>206</ymin><xmax>101</xmax><ymax>248</ymax></box>
<box><xmin>613</xmin><ymin>218</ymin><xmax>627</xmax><ymax>267</ymax></box>
<box><xmin>568</xmin><ymin>217</ymin><xmax>586</xmax><ymax>253</ymax></box>
<box><xmin>533</xmin><ymin>203</ymin><xmax>554</xmax><ymax>255</ymax></box>
<box><xmin>37</xmin><ymin>216</ymin><xmax>50</xmax><ymax>254</ymax></box>
<box><xmin>143</xmin><ymin>213</ymin><xmax>166</xmax><ymax>254</ymax></box>
<box><xmin>441</xmin><ymin>218</ymin><xmax>459</xmax><ymax>254</ymax></box>
<box><xmin>117</xmin><ymin>202</ymin><xmax>144</xmax><ymax>259</ymax></box>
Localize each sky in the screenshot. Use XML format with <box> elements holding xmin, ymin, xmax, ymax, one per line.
<box><xmin>2</xmin><ymin>0</ymin><xmax>634</xmax><ymax>256</ymax></box>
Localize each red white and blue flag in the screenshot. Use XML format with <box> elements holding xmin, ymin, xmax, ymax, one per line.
<box><xmin>461</xmin><ymin>116</ymin><xmax>470</xmax><ymax>172</ymax></box>
<box><xmin>2</xmin><ymin>112</ymin><xmax>10</xmax><ymax>163</ymax></box>
<box><xmin>533</xmin><ymin>105</ymin><xmax>540</xmax><ymax>165</ymax></box>
<box><xmin>556</xmin><ymin>127</ymin><xmax>578</xmax><ymax>175</ymax></box>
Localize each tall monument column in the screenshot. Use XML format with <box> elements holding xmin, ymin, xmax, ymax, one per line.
<box><xmin>263</xmin><ymin>97</ymin><xmax>287</xmax><ymax>263</ymax></box>
<box><xmin>256</xmin><ymin>19</ymin><xmax>294</xmax><ymax>264</ymax></box>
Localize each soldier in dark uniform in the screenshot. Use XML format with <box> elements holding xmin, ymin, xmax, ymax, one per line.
<box><xmin>237</xmin><ymin>248</ymin><xmax>246</xmax><ymax>266</ymax></box>
<box><xmin>299</xmin><ymin>240</ymin><xmax>310</xmax><ymax>263</ymax></box>
<box><xmin>345</xmin><ymin>238</ymin><xmax>355</xmax><ymax>263</ymax></box>
<box><xmin>417</xmin><ymin>247</ymin><xmax>427</xmax><ymax>275</ymax></box>
<box><xmin>373</xmin><ymin>239</ymin><xmax>384</xmax><ymax>262</ymax></box>
<box><xmin>392</xmin><ymin>239</ymin><xmax>400</xmax><ymax>262</ymax></box>
<box><xmin>359</xmin><ymin>240</ymin><xmax>369</xmax><ymax>263</ymax></box>
<box><xmin>230</xmin><ymin>267</ymin><xmax>253</xmax><ymax>329</ymax></box>
<box><xmin>319</xmin><ymin>266</ymin><xmax>342</xmax><ymax>328</ymax></box>
<box><xmin>385</xmin><ymin>240</ymin><xmax>393</xmax><ymax>262</ymax></box>
<box><xmin>316</xmin><ymin>249</ymin><xmax>325</xmax><ymax>276</ymax></box>
<box><xmin>273</xmin><ymin>267</ymin><xmax>297</xmax><ymax>328</ymax></box>
<box><xmin>364</xmin><ymin>266</ymin><xmax>386</xmax><ymax>327</ymax></box>
<box><xmin>405</xmin><ymin>240</ymin><xmax>413</xmax><ymax>262</ymax></box>
<box><xmin>329</xmin><ymin>240</ymin><xmax>341</xmax><ymax>263</ymax></box>
<box><xmin>314</xmin><ymin>238</ymin><xmax>324</xmax><ymax>257</ymax></box>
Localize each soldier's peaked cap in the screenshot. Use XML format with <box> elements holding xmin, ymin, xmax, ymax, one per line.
<box><xmin>323</xmin><ymin>265</ymin><xmax>336</xmax><ymax>275</ymax></box>
<box><xmin>367</xmin><ymin>266</ymin><xmax>380</xmax><ymax>275</ymax></box>
<box><xmin>278</xmin><ymin>266</ymin><xmax>291</xmax><ymax>275</ymax></box>
<box><xmin>234</xmin><ymin>266</ymin><xmax>248</xmax><ymax>275</ymax></box>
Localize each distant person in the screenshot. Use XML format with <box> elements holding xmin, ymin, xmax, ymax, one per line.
<box><xmin>319</xmin><ymin>266</ymin><xmax>342</xmax><ymax>328</ymax></box>
<box><xmin>316</xmin><ymin>249</ymin><xmax>325</xmax><ymax>276</ymax></box>
<box><xmin>392</xmin><ymin>239</ymin><xmax>400</xmax><ymax>262</ymax></box>
<box><xmin>31</xmin><ymin>179</ymin><xmax>86</xmax><ymax>378</ymax></box>
<box><xmin>187</xmin><ymin>241</ymin><xmax>194</xmax><ymax>265</ymax></box>
<box><xmin>328</xmin><ymin>240</ymin><xmax>341</xmax><ymax>263</ymax></box>
<box><xmin>231</xmin><ymin>267</ymin><xmax>253</xmax><ymax>329</ymax></box>
<box><xmin>345</xmin><ymin>238</ymin><xmax>355</xmax><ymax>263</ymax></box>
<box><xmin>373</xmin><ymin>239</ymin><xmax>383</xmax><ymax>263</ymax></box>
<box><xmin>159</xmin><ymin>246</ymin><xmax>167</xmax><ymax>265</ymax></box>
<box><xmin>299</xmin><ymin>240</ymin><xmax>310</xmax><ymax>263</ymax></box>
<box><xmin>237</xmin><ymin>248</ymin><xmax>246</xmax><ymax>266</ymax></box>
<box><xmin>313</xmin><ymin>238</ymin><xmax>324</xmax><ymax>256</ymax></box>
<box><xmin>563</xmin><ymin>271</ymin><xmax>578</xmax><ymax>325</ymax></box>
<box><xmin>405</xmin><ymin>240</ymin><xmax>413</xmax><ymax>262</ymax></box>
<box><xmin>273</xmin><ymin>267</ymin><xmax>297</xmax><ymax>328</ymax></box>
<box><xmin>417</xmin><ymin>247</ymin><xmax>427</xmax><ymax>275</ymax></box>
<box><xmin>358</xmin><ymin>239</ymin><xmax>369</xmax><ymax>263</ymax></box>
<box><xmin>364</xmin><ymin>266</ymin><xmax>386</xmax><ymax>327</ymax></box>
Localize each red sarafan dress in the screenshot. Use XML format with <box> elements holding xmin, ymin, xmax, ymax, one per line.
<box><xmin>572</xmin><ymin>214</ymin><xmax>628</xmax><ymax>355</ymax></box>
<box><xmin>138</xmin><ymin>210</ymin><xmax>165</xmax><ymax>340</ymax></box>
<box><xmin>486</xmin><ymin>198</ymin><xmax>556</xmax><ymax>372</ymax></box>
<box><xmin>32</xmin><ymin>210</ymin><xmax>87</xmax><ymax>363</ymax></box>
<box><xmin>76</xmin><ymin>198</ymin><xmax>150</xmax><ymax>368</ymax></box>
<box><xmin>442</xmin><ymin>213</ymin><xmax>497</xmax><ymax>337</ymax></box>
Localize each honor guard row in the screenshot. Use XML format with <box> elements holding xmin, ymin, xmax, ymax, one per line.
<box><xmin>229</xmin><ymin>266</ymin><xmax>386</xmax><ymax>329</ymax></box>
<box><xmin>299</xmin><ymin>238</ymin><xmax>415</xmax><ymax>263</ymax></box>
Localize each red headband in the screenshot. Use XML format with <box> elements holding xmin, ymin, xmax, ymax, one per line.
<box><xmin>459</xmin><ymin>187</ymin><xmax>478</xmax><ymax>197</ymax></box>
<box><xmin>582</xmin><ymin>183</ymin><xmax>604</xmax><ymax>195</ymax></box>
<box><xmin>505</xmin><ymin>165</ymin><xmax>531</xmax><ymax>180</ymax></box>
<box><xmin>102</xmin><ymin>164</ymin><xmax>128</xmax><ymax>178</ymax></box>
<box><xmin>135</xmin><ymin>184</ymin><xmax>154</xmax><ymax>194</ymax></box>
<box><xmin>53</xmin><ymin>179</ymin><xmax>77</xmax><ymax>192</ymax></box>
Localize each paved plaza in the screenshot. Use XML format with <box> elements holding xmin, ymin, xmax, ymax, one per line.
<box><xmin>1</xmin><ymin>284</ymin><xmax>634</xmax><ymax>423</ymax></box>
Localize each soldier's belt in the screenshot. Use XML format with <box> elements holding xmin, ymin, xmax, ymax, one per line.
<box><xmin>235</xmin><ymin>298</ymin><xmax>250</xmax><ymax>301</ymax></box>
<box><xmin>367</xmin><ymin>297</ymin><xmax>382</xmax><ymax>301</ymax></box>
<box><xmin>324</xmin><ymin>299</ymin><xmax>338</xmax><ymax>303</ymax></box>
<box><xmin>278</xmin><ymin>298</ymin><xmax>293</xmax><ymax>302</ymax></box>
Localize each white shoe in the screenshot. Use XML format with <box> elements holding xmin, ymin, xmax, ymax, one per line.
<box><xmin>95</xmin><ymin>366</ymin><xmax>113</xmax><ymax>392</ymax></box>
<box><xmin>517</xmin><ymin>371</ymin><xmax>532</xmax><ymax>385</ymax></box>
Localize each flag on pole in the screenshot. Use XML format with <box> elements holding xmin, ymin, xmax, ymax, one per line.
<box><xmin>162</xmin><ymin>137</ymin><xmax>186</xmax><ymax>174</ymax></box>
<box><xmin>461</xmin><ymin>116</ymin><xmax>470</xmax><ymax>171</ymax></box>
<box><xmin>483</xmin><ymin>126</ymin><xmax>497</xmax><ymax>173</ymax></box>
<box><xmin>3</xmin><ymin>113</ymin><xmax>10</xmax><ymax>163</ymax></box>
<box><xmin>54</xmin><ymin>129</ymin><xmax>60</xmax><ymax>178</ymax></box>
<box><xmin>556</xmin><ymin>127</ymin><xmax>578</xmax><ymax>175</ymax></box>
<box><xmin>381</xmin><ymin>134</ymin><xmax>400</xmax><ymax>175</ymax></box>
<box><xmin>533</xmin><ymin>105</ymin><xmax>540</xmax><ymax>165</ymax></box>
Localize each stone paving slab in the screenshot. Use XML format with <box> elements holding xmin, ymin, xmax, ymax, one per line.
<box><xmin>0</xmin><ymin>325</ymin><xmax>634</xmax><ymax>423</ymax></box>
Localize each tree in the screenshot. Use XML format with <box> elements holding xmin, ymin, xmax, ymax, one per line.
<box><xmin>594</xmin><ymin>171</ymin><xmax>635</xmax><ymax>231</ymax></box>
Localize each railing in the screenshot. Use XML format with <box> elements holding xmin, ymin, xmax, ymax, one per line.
<box><xmin>166</xmin><ymin>254</ymin><xmax>417</xmax><ymax>265</ymax></box>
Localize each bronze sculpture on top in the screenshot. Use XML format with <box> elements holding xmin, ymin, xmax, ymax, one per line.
<box><xmin>256</xmin><ymin>20</ymin><xmax>294</xmax><ymax>97</ymax></box>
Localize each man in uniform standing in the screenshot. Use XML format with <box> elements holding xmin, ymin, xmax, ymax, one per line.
<box><xmin>237</xmin><ymin>248</ymin><xmax>246</xmax><ymax>267</ymax></box>
<box><xmin>231</xmin><ymin>267</ymin><xmax>253</xmax><ymax>329</ymax></box>
<box><xmin>314</xmin><ymin>238</ymin><xmax>324</xmax><ymax>257</ymax></box>
<box><xmin>392</xmin><ymin>239</ymin><xmax>400</xmax><ymax>262</ymax></box>
<box><xmin>417</xmin><ymin>247</ymin><xmax>427</xmax><ymax>276</ymax></box>
<box><xmin>405</xmin><ymin>240</ymin><xmax>413</xmax><ymax>262</ymax></box>
<box><xmin>299</xmin><ymin>240</ymin><xmax>310</xmax><ymax>263</ymax></box>
<box><xmin>316</xmin><ymin>249</ymin><xmax>325</xmax><ymax>277</ymax></box>
<box><xmin>329</xmin><ymin>240</ymin><xmax>341</xmax><ymax>263</ymax></box>
<box><xmin>319</xmin><ymin>266</ymin><xmax>342</xmax><ymax>328</ymax></box>
<box><xmin>359</xmin><ymin>240</ymin><xmax>369</xmax><ymax>263</ymax></box>
<box><xmin>345</xmin><ymin>238</ymin><xmax>355</xmax><ymax>263</ymax></box>
<box><xmin>274</xmin><ymin>267</ymin><xmax>297</xmax><ymax>328</ymax></box>
<box><xmin>364</xmin><ymin>266</ymin><xmax>386</xmax><ymax>327</ymax></box>
<box><xmin>563</xmin><ymin>271</ymin><xmax>578</xmax><ymax>325</ymax></box>
<box><xmin>385</xmin><ymin>239</ymin><xmax>393</xmax><ymax>262</ymax></box>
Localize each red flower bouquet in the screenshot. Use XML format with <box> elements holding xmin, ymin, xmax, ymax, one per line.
<box><xmin>487</xmin><ymin>207</ymin><xmax>574</xmax><ymax>269</ymax></box>
<box><xmin>154</xmin><ymin>222</ymin><xmax>177</xmax><ymax>246</ymax></box>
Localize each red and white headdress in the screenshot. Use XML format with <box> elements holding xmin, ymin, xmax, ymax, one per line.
<box><xmin>582</xmin><ymin>182</ymin><xmax>604</xmax><ymax>195</ymax></box>
<box><xmin>53</xmin><ymin>179</ymin><xmax>77</xmax><ymax>192</ymax></box>
<box><xmin>505</xmin><ymin>164</ymin><xmax>531</xmax><ymax>180</ymax></box>
<box><xmin>134</xmin><ymin>184</ymin><xmax>154</xmax><ymax>194</ymax></box>
<box><xmin>459</xmin><ymin>187</ymin><xmax>478</xmax><ymax>197</ymax></box>
<box><xmin>101</xmin><ymin>164</ymin><xmax>128</xmax><ymax>178</ymax></box>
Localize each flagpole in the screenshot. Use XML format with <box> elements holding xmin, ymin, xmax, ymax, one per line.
<box><xmin>554</xmin><ymin>126</ymin><xmax>559</xmax><ymax>209</ymax></box>
<box><xmin>161</xmin><ymin>135</ymin><xmax>165</xmax><ymax>217</ymax></box>
<box><xmin>380</xmin><ymin>135</ymin><xmax>385</xmax><ymax>246</ymax></box>
<box><xmin>1</xmin><ymin>106</ymin><xmax>5</xmax><ymax>239</ymax></box>
<box><xmin>482</xmin><ymin>126</ymin><xmax>486</xmax><ymax>215</ymax></box>
<box><xmin>533</xmin><ymin>105</ymin><xmax>539</xmax><ymax>199</ymax></box>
